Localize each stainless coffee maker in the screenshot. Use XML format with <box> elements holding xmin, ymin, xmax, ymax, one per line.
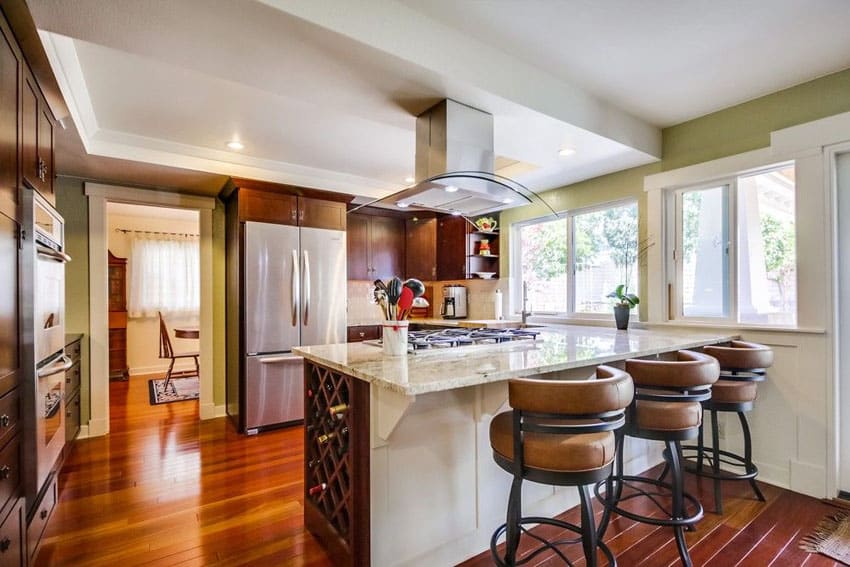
<box><xmin>441</xmin><ymin>285</ymin><xmax>468</xmax><ymax>319</ymax></box>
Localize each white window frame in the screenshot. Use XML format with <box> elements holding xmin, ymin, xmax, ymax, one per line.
<box><xmin>664</xmin><ymin>161</ymin><xmax>795</xmax><ymax>325</ymax></box>
<box><xmin>511</xmin><ymin>198</ymin><xmax>639</xmax><ymax>320</ymax></box>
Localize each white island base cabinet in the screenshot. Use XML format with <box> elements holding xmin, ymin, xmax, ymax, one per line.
<box><xmin>368</xmin><ymin>381</ymin><xmax>663</xmax><ymax>566</ymax></box>
<box><xmin>296</xmin><ymin>325</ymin><xmax>735</xmax><ymax>566</ymax></box>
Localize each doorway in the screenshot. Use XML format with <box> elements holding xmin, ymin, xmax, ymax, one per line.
<box><xmin>84</xmin><ymin>183</ymin><xmax>216</xmax><ymax>437</ymax></box>
<box><xmin>106</xmin><ymin>202</ymin><xmax>201</xmax><ymax>408</ymax></box>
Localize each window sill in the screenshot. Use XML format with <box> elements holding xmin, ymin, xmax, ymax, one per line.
<box><xmin>645</xmin><ymin>320</ymin><xmax>825</xmax><ymax>335</ymax></box>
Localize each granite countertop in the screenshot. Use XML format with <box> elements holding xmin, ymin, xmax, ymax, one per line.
<box><xmin>294</xmin><ymin>325</ymin><xmax>736</xmax><ymax>395</ymax></box>
<box><xmin>347</xmin><ymin>318</ymin><xmax>521</xmax><ymax>328</ymax></box>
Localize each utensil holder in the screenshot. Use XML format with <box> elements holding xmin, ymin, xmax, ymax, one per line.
<box><xmin>382</xmin><ymin>321</ymin><xmax>409</xmax><ymax>356</ymax></box>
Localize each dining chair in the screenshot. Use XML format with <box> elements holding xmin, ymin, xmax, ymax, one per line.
<box><xmin>158</xmin><ymin>311</ymin><xmax>200</xmax><ymax>392</ymax></box>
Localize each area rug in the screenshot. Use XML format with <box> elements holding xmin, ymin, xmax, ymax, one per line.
<box><xmin>800</xmin><ymin>510</ymin><xmax>850</xmax><ymax>563</ymax></box>
<box><xmin>148</xmin><ymin>376</ymin><xmax>200</xmax><ymax>405</ymax></box>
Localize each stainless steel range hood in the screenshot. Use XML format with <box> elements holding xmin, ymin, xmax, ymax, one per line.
<box><xmin>371</xmin><ymin>100</ymin><xmax>538</xmax><ymax>217</ymax></box>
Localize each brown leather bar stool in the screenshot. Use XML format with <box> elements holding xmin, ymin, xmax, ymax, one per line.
<box><xmin>489</xmin><ymin>366</ymin><xmax>634</xmax><ymax>566</ymax></box>
<box><xmin>684</xmin><ymin>341</ymin><xmax>774</xmax><ymax>514</ymax></box>
<box><xmin>595</xmin><ymin>350</ymin><xmax>719</xmax><ymax>567</ymax></box>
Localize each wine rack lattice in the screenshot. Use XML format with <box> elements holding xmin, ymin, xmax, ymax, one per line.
<box><xmin>306</xmin><ymin>364</ymin><xmax>352</xmax><ymax>537</ymax></box>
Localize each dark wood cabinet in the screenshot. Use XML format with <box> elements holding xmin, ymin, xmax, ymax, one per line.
<box><xmin>348</xmin><ymin>211</ymin><xmax>404</xmax><ymax>280</ymax></box>
<box><xmin>64</xmin><ymin>335</ymin><xmax>82</xmax><ymax>445</ymax></box>
<box><xmin>228</xmin><ymin>180</ymin><xmax>348</xmax><ymax>230</ymax></box>
<box><xmin>0</xmin><ymin>213</ymin><xmax>18</xmax><ymax>399</ymax></box>
<box><xmin>0</xmin><ymin>20</ymin><xmax>18</xmax><ymax>220</ymax></box>
<box><xmin>346</xmin><ymin>325</ymin><xmax>381</xmax><ymax>343</ymax></box>
<box><xmin>108</xmin><ymin>251</ymin><xmax>128</xmax><ymax>381</ymax></box>
<box><xmin>405</xmin><ymin>216</ymin><xmax>437</xmax><ymax>281</ymax></box>
<box><xmin>436</xmin><ymin>215</ymin><xmax>469</xmax><ymax>281</ymax></box>
<box><xmin>21</xmin><ymin>70</ymin><xmax>53</xmax><ymax>204</ymax></box>
<box><xmin>0</xmin><ymin>498</ymin><xmax>24</xmax><ymax>567</ymax></box>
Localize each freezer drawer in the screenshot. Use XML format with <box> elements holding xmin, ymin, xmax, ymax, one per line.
<box><xmin>245</xmin><ymin>354</ymin><xmax>304</xmax><ymax>432</ymax></box>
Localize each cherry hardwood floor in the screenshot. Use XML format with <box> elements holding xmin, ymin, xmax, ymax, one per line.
<box><xmin>35</xmin><ymin>375</ymin><xmax>334</xmax><ymax>566</ymax></box>
<box><xmin>460</xmin><ymin>465</ymin><xmax>843</xmax><ymax>567</ymax></box>
<box><xmin>34</xmin><ymin>375</ymin><xmax>843</xmax><ymax>566</ymax></box>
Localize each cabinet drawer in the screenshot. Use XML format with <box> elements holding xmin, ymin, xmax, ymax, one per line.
<box><xmin>65</xmin><ymin>391</ymin><xmax>80</xmax><ymax>443</ymax></box>
<box><xmin>27</xmin><ymin>474</ymin><xmax>56</xmax><ymax>562</ymax></box>
<box><xmin>347</xmin><ymin>325</ymin><xmax>381</xmax><ymax>343</ymax></box>
<box><xmin>0</xmin><ymin>389</ymin><xmax>18</xmax><ymax>450</ymax></box>
<box><xmin>0</xmin><ymin>436</ymin><xmax>19</xmax><ymax>515</ymax></box>
<box><xmin>65</xmin><ymin>362</ymin><xmax>81</xmax><ymax>396</ymax></box>
<box><xmin>65</xmin><ymin>339</ymin><xmax>81</xmax><ymax>363</ymax></box>
<box><xmin>0</xmin><ymin>498</ymin><xmax>24</xmax><ymax>567</ymax></box>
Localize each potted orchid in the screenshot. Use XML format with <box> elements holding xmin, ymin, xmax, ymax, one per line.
<box><xmin>607</xmin><ymin>284</ymin><xmax>639</xmax><ymax>330</ymax></box>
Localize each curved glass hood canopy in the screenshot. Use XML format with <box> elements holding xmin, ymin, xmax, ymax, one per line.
<box><xmin>351</xmin><ymin>100</ymin><xmax>558</xmax><ymax>219</ymax></box>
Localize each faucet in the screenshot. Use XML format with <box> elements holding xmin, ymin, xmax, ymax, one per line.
<box><xmin>521</xmin><ymin>281</ymin><xmax>532</xmax><ymax>325</ymax></box>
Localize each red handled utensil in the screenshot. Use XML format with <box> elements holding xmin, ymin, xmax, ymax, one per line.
<box><xmin>398</xmin><ymin>286</ymin><xmax>414</xmax><ymax>320</ymax></box>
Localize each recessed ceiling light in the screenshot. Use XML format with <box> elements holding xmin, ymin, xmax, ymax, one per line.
<box><xmin>404</xmin><ymin>176</ymin><xmax>415</xmax><ymax>184</ymax></box>
<box><xmin>445</xmin><ymin>185</ymin><xmax>459</xmax><ymax>193</ymax></box>
<box><xmin>450</xmin><ymin>210</ymin><xmax>462</xmax><ymax>216</ymax></box>
<box><xmin>558</xmin><ymin>148</ymin><xmax>576</xmax><ymax>157</ymax></box>
<box><xmin>397</xmin><ymin>202</ymin><xmax>409</xmax><ymax>208</ymax></box>
<box><xmin>502</xmin><ymin>198</ymin><xmax>514</xmax><ymax>204</ymax></box>
<box><xmin>226</xmin><ymin>140</ymin><xmax>244</xmax><ymax>150</ymax></box>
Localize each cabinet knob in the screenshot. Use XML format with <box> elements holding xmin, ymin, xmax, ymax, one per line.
<box><xmin>40</xmin><ymin>509</ymin><xmax>47</xmax><ymax>520</ymax></box>
<box><xmin>0</xmin><ymin>537</ymin><xmax>10</xmax><ymax>552</ymax></box>
<box><xmin>0</xmin><ymin>415</ymin><xmax>9</xmax><ymax>427</ymax></box>
<box><xmin>0</xmin><ymin>466</ymin><xmax>10</xmax><ymax>480</ymax></box>
<box><xmin>358</xmin><ymin>332</ymin><xmax>365</xmax><ymax>338</ymax></box>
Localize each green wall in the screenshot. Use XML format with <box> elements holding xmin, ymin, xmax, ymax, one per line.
<box><xmin>56</xmin><ymin>178</ymin><xmax>91</xmax><ymax>422</ymax></box>
<box><xmin>501</xmin><ymin>67</ymin><xmax>850</xmax><ymax>318</ymax></box>
<box><xmin>55</xmin><ymin>178</ymin><xmax>228</xmax><ymax>421</ymax></box>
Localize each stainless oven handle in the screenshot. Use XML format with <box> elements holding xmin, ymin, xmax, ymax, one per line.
<box><xmin>36</xmin><ymin>244</ymin><xmax>72</xmax><ymax>263</ymax></box>
<box><xmin>37</xmin><ymin>355</ymin><xmax>73</xmax><ymax>378</ymax></box>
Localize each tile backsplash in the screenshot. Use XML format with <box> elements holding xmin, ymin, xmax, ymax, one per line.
<box><xmin>347</xmin><ymin>279</ymin><xmax>507</xmax><ymax>325</ymax></box>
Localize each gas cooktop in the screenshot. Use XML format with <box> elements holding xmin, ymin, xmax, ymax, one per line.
<box><xmin>364</xmin><ymin>327</ymin><xmax>541</xmax><ymax>353</ymax></box>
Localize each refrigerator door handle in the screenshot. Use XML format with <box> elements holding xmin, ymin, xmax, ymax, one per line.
<box><xmin>291</xmin><ymin>249</ymin><xmax>299</xmax><ymax>327</ymax></box>
<box><xmin>259</xmin><ymin>355</ymin><xmax>302</xmax><ymax>364</ymax></box>
<box><xmin>303</xmin><ymin>250</ymin><xmax>311</xmax><ymax>326</ymax></box>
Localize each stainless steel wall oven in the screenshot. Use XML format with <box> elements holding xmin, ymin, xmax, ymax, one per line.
<box><xmin>22</xmin><ymin>190</ymin><xmax>70</xmax><ymax>514</ymax></box>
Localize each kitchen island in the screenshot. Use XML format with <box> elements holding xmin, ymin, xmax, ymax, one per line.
<box><xmin>294</xmin><ymin>325</ymin><xmax>736</xmax><ymax>566</ymax></box>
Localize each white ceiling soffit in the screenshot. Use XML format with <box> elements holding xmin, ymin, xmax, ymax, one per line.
<box><xmin>32</xmin><ymin>0</ymin><xmax>660</xmax><ymax>199</ymax></box>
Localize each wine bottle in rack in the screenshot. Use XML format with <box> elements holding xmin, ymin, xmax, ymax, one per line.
<box><xmin>317</xmin><ymin>427</ymin><xmax>348</xmax><ymax>445</ymax></box>
<box><xmin>337</xmin><ymin>442</ymin><xmax>349</xmax><ymax>457</ymax></box>
<box><xmin>308</xmin><ymin>482</ymin><xmax>327</xmax><ymax>496</ymax></box>
<box><xmin>328</xmin><ymin>403</ymin><xmax>348</xmax><ymax>418</ymax></box>
<box><xmin>307</xmin><ymin>459</ymin><xmax>321</xmax><ymax>469</ymax></box>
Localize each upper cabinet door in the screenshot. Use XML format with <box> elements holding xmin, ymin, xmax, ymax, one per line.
<box><xmin>369</xmin><ymin>215</ymin><xmax>404</xmax><ymax>280</ymax></box>
<box><xmin>0</xmin><ymin>22</ymin><xmax>18</xmax><ymax>219</ymax></box>
<box><xmin>405</xmin><ymin>216</ymin><xmax>437</xmax><ymax>281</ymax></box>
<box><xmin>20</xmin><ymin>76</ymin><xmax>37</xmax><ymax>195</ymax></box>
<box><xmin>237</xmin><ymin>189</ymin><xmax>298</xmax><ymax>225</ymax></box>
<box><xmin>37</xmin><ymin>105</ymin><xmax>53</xmax><ymax>202</ymax></box>
<box><xmin>21</xmin><ymin>72</ymin><xmax>54</xmax><ymax>204</ymax></box>
<box><xmin>436</xmin><ymin>215</ymin><xmax>469</xmax><ymax>281</ymax></box>
<box><xmin>346</xmin><ymin>213</ymin><xmax>370</xmax><ymax>280</ymax></box>
<box><xmin>299</xmin><ymin>197</ymin><xmax>345</xmax><ymax>231</ymax></box>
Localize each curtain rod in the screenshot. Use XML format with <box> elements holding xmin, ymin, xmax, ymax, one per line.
<box><xmin>114</xmin><ymin>228</ymin><xmax>199</xmax><ymax>237</ymax></box>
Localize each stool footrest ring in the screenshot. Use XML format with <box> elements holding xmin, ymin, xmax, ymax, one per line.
<box><xmin>490</xmin><ymin>516</ymin><xmax>616</xmax><ymax>566</ymax></box>
<box><xmin>594</xmin><ymin>476</ymin><xmax>704</xmax><ymax>527</ymax></box>
<box><xmin>679</xmin><ymin>445</ymin><xmax>759</xmax><ymax>481</ymax></box>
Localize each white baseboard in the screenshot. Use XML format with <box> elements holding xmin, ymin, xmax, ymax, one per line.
<box><xmin>87</xmin><ymin>417</ymin><xmax>109</xmax><ymax>437</ymax></box>
<box><xmin>77</xmin><ymin>424</ymin><xmax>90</xmax><ymax>439</ymax></box>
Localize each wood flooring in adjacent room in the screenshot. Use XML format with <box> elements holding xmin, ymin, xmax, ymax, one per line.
<box><xmin>35</xmin><ymin>375</ymin><xmax>843</xmax><ymax>566</ymax></box>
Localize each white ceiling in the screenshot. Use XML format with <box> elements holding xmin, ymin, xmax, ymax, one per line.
<box><xmin>107</xmin><ymin>202</ymin><xmax>199</xmax><ymax>223</ymax></box>
<box><xmin>28</xmin><ymin>0</ymin><xmax>850</xmax><ymax>199</ymax></box>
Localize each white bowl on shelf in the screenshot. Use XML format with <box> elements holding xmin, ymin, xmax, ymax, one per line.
<box><xmin>472</xmin><ymin>271</ymin><xmax>496</xmax><ymax>279</ymax></box>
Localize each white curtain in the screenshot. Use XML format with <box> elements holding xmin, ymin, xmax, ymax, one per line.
<box><xmin>128</xmin><ymin>233</ymin><xmax>200</xmax><ymax>318</ymax></box>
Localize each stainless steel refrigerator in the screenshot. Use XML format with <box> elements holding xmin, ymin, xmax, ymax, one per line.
<box><xmin>241</xmin><ymin>221</ymin><xmax>346</xmax><ymax>433</ymax></box>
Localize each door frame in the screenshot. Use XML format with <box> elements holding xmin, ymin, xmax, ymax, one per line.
<box><xmin>84</xmin><ymin>182</ymin><xmax>216</xmax><ymax>437</ymax></box>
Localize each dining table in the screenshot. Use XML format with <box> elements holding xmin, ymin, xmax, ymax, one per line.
<box><xmin>174</xmin><ymin>327</ymin><xmax>199</xmax><ymax>339</ymax></box>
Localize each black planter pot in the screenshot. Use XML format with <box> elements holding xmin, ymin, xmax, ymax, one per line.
<box><xmin>614</xmin><ymin>305</ymin><xmax>631</xmax><ymax>330</ymax></box>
